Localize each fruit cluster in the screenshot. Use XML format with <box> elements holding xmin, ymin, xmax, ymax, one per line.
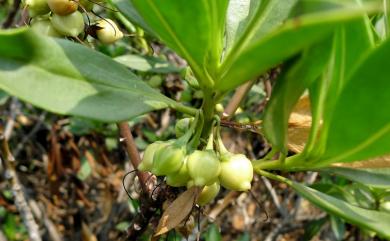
<box><xmin>139</xmin><ymin>118</ymin><xmax>254</xmax><ymax>206</ymax></box>
<box><xmin>24</xmin><ymin>0</ymin><xmax>123</xmax><ymax>43</ymax></box>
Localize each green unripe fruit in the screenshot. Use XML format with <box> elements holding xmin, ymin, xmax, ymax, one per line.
<box><xmin>197</xmin><ymin>182</ymin><xmax>220</xmax><ymax>206</ymax></box>
<box><xmin>47</xmin><ymin>0</ymin><xmax>78</xmax><ymax>16</ymax></box>
<box><xmin>219</xmin><ymin>154</ymin><xmax>253</xmax><ymax>191</ymax></box>
<box><xmin>96</xmin><ymin>19</ymin><xmax>124</xmax><ymax>44</ymax></box>
<box><xmin>166</xmin><ymin>157</ymin><xmax>191</xmax><ymax>187</ymax></box>
<box><xmin>175</xmin><ymin>117</ymin><xmax>193</xmax><ymax>138</ymax></box>
<box><xmin>51</xmin><ymin>11</ymin><xmax>84</xmax><ymax>37</ymax></box>
<box><xmin>152</xmin><ymin>144</ymin><xmax>185</xmax><ymax>176</ymax></box>
<box><xmin>138</xmin><ymin>141</ymin><xmax>169</xmax><ymax>172</ymax></box>
<box><xmin>380</xmin><ymin>201</ymin><xmax>390</xmax><ymax>213</ymax></box>
<box><xmin>31</xmin><ymin>19</ymin><xmax>62</xmax><ymax>37</ymax></box>
<box><xmin>187</xmin><ymin>150</ymin><xmax>221</xmax><ymax>186</ymax></box>
<box><xmin>25</xmin><ymin>0</ymin><xmax>50</xmax><ymax>17</ymax></box>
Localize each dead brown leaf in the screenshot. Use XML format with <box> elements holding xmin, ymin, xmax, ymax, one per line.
<box><xmin>287</xmin><ymin>95</ymin><xmax>312</xmax><ymax>153</ymax></box>
<box><xmin>154</xmin><ymin>186</ymin><xmax>201</xmax><ymax>237</ymax></box>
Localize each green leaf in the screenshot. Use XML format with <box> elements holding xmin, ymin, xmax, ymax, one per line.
<box><xmin>305</xmin><ymin>8</ymin><xmax>375</xmax><ymax>156</ymax></box>
<box><xmin>260</xmin><ymin>170</ymin><xmax>390</xmax><ymax>239</ymax></box>
<box><xmin>217</xmin><ymin>4</ymin><xmax>379</xmax><ymax>92</ymax></box>
<box><xmin>114</xmin><ymin>54</ymin><xmax>182</xmax><ymax>73</ymax></box>
<box><xmin>0</xmin><ymin>28</ymin><xmax>191</xmax><ymax>122</ymax></box>
<box><xmin>130</xmin><ymin>0</ymin><xmax>228</xmax><ymax>86</ymax></box>
<box><xmin>225</xmin><ymin>0</ymin><xmax>297</xmax><ymax>54</ymax></box>
<box><xmin>330</xmin><ymin>215</ymin><xmax>346</xmax><ymax>241</ymax></box>
<box><xmin>204</xmin><ymin>224</ymin><xmax>221</xmax><ymax>241</ymax></box>
<box><xmin>111</xmin><ymin>0</ymin><xmax>155</xmax><ymax>35</ymax></box>
<box><xmin>316</xmin><ymin>35</ymin><xmax>390</xmax><ymax>165</ymax></box>
<box><xmin>300</xmin><ymin>217</ymin><xmax>327</xmax><ymax>241</ymax></box>
<box><xmin>262</xmin><ymin>38</ymin><xmax>332</xmax><ymax>152</ymax></box>
<box><xmin>321</xmin><ymin>167</ymin><xmax>390</xmax><ymax>189</ymax></box>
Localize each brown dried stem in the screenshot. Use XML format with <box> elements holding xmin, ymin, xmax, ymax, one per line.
<box><xmin>0</xmin><ymin>126</ymin><xmax>42</xmax><ymax>241</ymax></box>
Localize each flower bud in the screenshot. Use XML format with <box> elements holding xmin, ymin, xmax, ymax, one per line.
<box><xmin>47</xmin><ymin>0</ymin><xmax>78</xmax><ymax>16</ymax></box>
<box><xmin>152</xmin><ymin>143</ymin><xmax>185</xmax><ymax>176</ymax></box>
<box><xmin>95</xmin><ymin>19</ymin><xmax>123</xmax><ymax>44</ymax></box>
<box><xmin>175</xmin><ymin>117</ymin><xmax>193</xmax><ymax>138</ymax></box>
<box><xmin>138</xmin><ymin>141</ymin><xmax>169</xmax><ymax>172</ymax></box>
<box><xmin>166</xmin><ymin>157</ymin><xmax>191</xmax><ymax>187</ymax></box>
<box><xmin>25</xmin><ymin>0</ymin><xmax>50</xmax><ymax>17</ymax></box>
<box><xmin>219</xmin><ymin>154</ymin><xmax>253</xmax><ymax>191</ymax></box>
<box><xmin>197</xmin><ymin>182</ymin><xmax>220</xmax><ymax>206</ymax></box>
<box><xmin>187</xmin><ymin>150</ymin><xmax>221</xmax><ymax>186</ymax></box>
<box><xmin>51</xmin><ymin>11</ymin><xmax>84</xmax><ymax>37</ymax></box>
<box><xmin>31</xmin><ymin>19</ymin><xmax>62</xmax><ymax>37</ymax></box>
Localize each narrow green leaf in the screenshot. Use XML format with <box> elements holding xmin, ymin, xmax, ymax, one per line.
<box><xmin>111</xmin><ymin>0</ymin><xmax>155</xmax><ymax>35</ymax></box>
<box><xmin>130</xmin><ymin>0</ymin><xmax>228</xmax><ymax>85</ymax></box>
<box><xmin>301</xmin><ymin>217</ymin><xmax>327</xmax><ymax>241</ymax></box>
<box><xmin>321</xmin><ymin>167</ymin><xmax>390</xmax><ymax>189</ymax></box>
<box><xmin>262</xmin><ymin>38</ymin><xmax>332</xmax><ymax>152</ymax></box>
<box><xmin>317</xmin><ymin>35</ymin><xmax>390</xmax><ymax>165</ymax></box>
<box><xmin>0</xmin><ymin>28</ymin><xmax>192</xmax><ymax>122</ymax></box>
<box><xmin>217</xmin><ymin>4</ymin><xmax>379</xmax><ymax>92</ymax></box>
<box><xmin>259</xmin><ymin>170</ymin><xmax>390</xmax><ymax>239</ymax></box>
<box><xmin>114</xmin><ymin>54</ymin><xmax>182</xmax><ymax>73</ymax></box>
<box><xmin>330</xmin><ymin>215</ymin><xmax>346</xmax><ymax>241</ymax></box>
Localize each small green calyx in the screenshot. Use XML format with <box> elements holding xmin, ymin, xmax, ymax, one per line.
<box><xmin>219</xmin><ymin>153</ymin><xmax>253</xmax><ymax>191</ymax></box>
<box><xmin>25</xmin><ymin>0</ymin><xmax>50</xmax><ymax>17</ymax></box>
<box><xmin>152</xmin><ymin>143</ymin><xmax>185</xmax><ymax>176</ymax></box>
<box><xmin>175</xmin><ymin>117</ymin><xmax>194</xmax><ymax>138</ymax></box>
<box><xmin>187</xmin><ymin>150</ymin><xmax>221</xmax><ymax>186</ymax></box>
<box><xmin>197</xmin><ymin>182</ymin><xmax>220</xmax><ymax>206</ymax></box>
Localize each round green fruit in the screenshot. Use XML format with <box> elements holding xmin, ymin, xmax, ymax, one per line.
<box><xmin>96</xmin><ymin>19</ymin><xmax>124</xmax><ymax>44</ymax></box>
<box><xmin>31</xmin><ymin>19</ymin><xmax>62</xmax><ymax>37</ymax></box>
<box><xmin>197</xmin><ymin>182</ymin><xmax>220</xmax><ymax>206</ymax></box>
<box><xmin>152</xmin><ymin>143</ymin><xmax>185</xmax><ymax>176</ymax></box>
<box><xmin>166</xmin><ymin>157</ymin><xmax>191</xmax><ymax>187</ymax></box>
<box><xmin>47</xmin><ymin>0</ymin><xmax>78</xmax><ymax>16</ymax></box>
<box><xmin>25</xmin><ymin>0</ymin><xmax>50</xmax><ymax>17</ymax></box>
<box><xmin>187</xmin><ymin>150</ymin><xmax>221</xmax><ymax>186</ymax></box>
<box><xmin>138</xmin><ymin>141</ymin><xmax>169</xmax><ymax>172</ymax></box>
<box><xmin>219</xmin><ymin>154</ymin><xmax>253</xmax><ymax>191</ymax></box>
<box><xmin>51</xmin><ymin>11</ymin><xmax>84</xmax><ymax>37</ymax></box>
<box><xmin>175</xmin><ymin>117</ymin><xmax>193</xmax><ymax>138</ymax></box>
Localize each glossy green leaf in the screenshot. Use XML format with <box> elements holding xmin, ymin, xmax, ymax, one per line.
<box><xmin>130</xmin><ymin>0</ymin><xmax>228</xmax><ymax>85</ymax></box>
<box><xmin>225</xmin><ymin>0</ymin><xmax>297</xmax><ymax>54</ymax></box>
<box><xmin>260</xmin><ymin>170</ymin><xmax>390</xmax><ymax>239</ymax></box>
<box><xmin>316</xmin><ymin>36</ymin><xmax>390</xmax><ymax>165</ymax></box>
<box><xmin>321</xmin><ymin>167</ymin><xmax>390</xmax><ymax>189</ymax></box>
<box><xmin>217</xmin><ymin>4</ymin><xmax>379</xmax><ymax>92</ymax></box>
<box><xmin>262</xmin><ymin>38</ymin><xmax>332</xmax><ymax>152</ymax></box>
<box><xmin>305</xmin><ymin>9</ymin><xmax>375</xmax><ymax>156</ymax></box>
<box><xmin>0</xmin><ymin>28</ymin><xmax>190</xmax><ymax>122</ymax></box>
<box><xmin>114</xmin><ymin>54</ymin><xmax>182</xmax><ymax>73</ymax></box>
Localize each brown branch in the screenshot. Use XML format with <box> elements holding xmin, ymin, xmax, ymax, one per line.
<box><xmin>2</xmin><ymin>0</ymin><xmax>21</xmax><ymax>28</ymax></box>
<box><xmin>117</xmin><ymin>122</ymin><xmax>151</xmax><ymax>195</ymax></box>
<box><xmin>223</xmin><ymin>81</ymin><xmax>255</xmax><ymax>119</ymax></box>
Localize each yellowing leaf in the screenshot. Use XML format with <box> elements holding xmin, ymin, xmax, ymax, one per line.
<box><xmin>332</xmin><ymin>155</ymin><xmax>390</xmax><ymax>168</ymax></box>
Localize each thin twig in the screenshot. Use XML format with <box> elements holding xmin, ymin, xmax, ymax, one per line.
<box><xmin>0</xmin><ymin>127</ymin><xmax>42</xmax><ymax>241</ymax></box>
<box><xmin>2</xmin><ymin>0</ymin><xmax>21</xmax><ymax>28</ymax></box>
<box><xmin>261</xmin><ymin>176</ymin><xmax>288</xmax><ymax>218</ymax></box>
<box><xmin>223</xmin><ymin>81</ymin><xmax>255</xmax><ymax>118</ymax></box>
